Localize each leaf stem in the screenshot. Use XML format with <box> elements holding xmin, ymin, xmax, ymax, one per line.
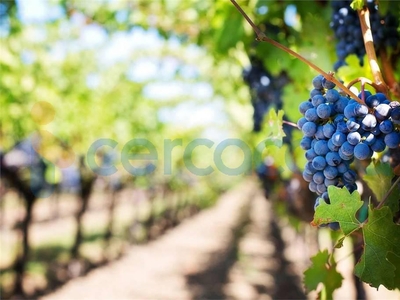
<box><xmin>230</xmin><ymin>0</ymin><xmax>364</xmax><ymax>104</ymax></box>
<box><xmin>376</xmin><ymin>176</ymin><xmax>400</xmax><ymax>209</ymax></box>
<box><xmin>357</xmin><ymin>8</ymin><xmax>388</xmax><ymax>96</ymax></box>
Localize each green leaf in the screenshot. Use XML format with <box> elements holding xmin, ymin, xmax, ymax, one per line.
<box><xmin>387</xmin><ymin>252</ymin><xmax>400</xmax><ymax>288</ymax></box>
<box><xmin>214</xmin><ymin>4</ymin><xmax>245</xmax><ymax>53</ymax></box>
<box><xmin>304</xmin><ymin>249</ymin><xmax>343</xmax><ymax>299</ymax></box>
<box><xmin>263</xmin><ymin>109</ymin><xmax>286</xmax><ymax>148</ymax></box>
<box><xmin>312</xmin><ymin>186</ymin><xmax>363</xmax><ymax>236</ymax></box>
<box><xmin>350</xmin><ymin>0</ymin><xmax>364</xmax><ymax>10</ymax></box>
<box><xmin>364</xmin><ymin>161</ymin><xmax>400</xmax><ymax>215</ymax></box>
<box><xmin>354</xmin><ymin>206</ymin><xmax>400</xmax><ymax>290</ymax></box>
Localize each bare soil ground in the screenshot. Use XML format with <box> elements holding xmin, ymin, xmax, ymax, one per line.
<box><xmin>5</xmin><ymin>178</ymin><xmax>400</xmax><ymax>300</ymax></box>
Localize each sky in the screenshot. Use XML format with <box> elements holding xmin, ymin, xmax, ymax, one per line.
<box><xmin>13</xmin><ymin>0</ymin><xmax>229</xmax><ymax>140</ymax></box>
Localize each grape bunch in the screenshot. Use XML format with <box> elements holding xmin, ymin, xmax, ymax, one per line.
<box><xmin>298</xmin><ymin>75</ymin><xmax>400</xmax><ymax>229</ymax></box>
<box><xmin>330</xmin><ymin>0</ymin><xmax>400</xmax><ymax>70</ymax></box>
<box><xmin>242</xmin><ymin>57</ymin><xmax>286</xmax><ymax>132</ymax></box>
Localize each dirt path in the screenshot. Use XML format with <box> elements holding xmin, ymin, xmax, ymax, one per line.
<box><xmin>41</xmin><ymin>179</ymin><xmax>257</xmax><ymax>300</ymax></box>
<box><xmin>39</xmin><ymin>178</ymin><xmax>400</xmax><ymax>300</ymax></box>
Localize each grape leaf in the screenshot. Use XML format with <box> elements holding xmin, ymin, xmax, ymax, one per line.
<box><xmin>364</xmin><ymin>161</ymin><xmax>400</xmax><ymax>215</ymax></box>
<box><xmin>304</xmin><ymin>249</ymin><xmax>343</xmax><ymax>299</ymax></box>
<box><xmin>263</xmin><ymin>109</ymin><xmax>286</xmax><ymax>148</ymax></box>
<box><xmin>354</xmin><ymin>206</ymin><xmax>400</xmax><ymax>290</ymax></box>
<box><xmin>350</xmin><ymin>0</ymin><xmax>364</xmax><ymax>10</ymax></box>
<box><xmin>387</xmin><ymin>252</ymin><xmax>400</xmax><ymax>288</ymax></box>
<box><xmin>312</xmin><ymin>186</ymin><xmax>363</xmax><ymax>236</ymax></box>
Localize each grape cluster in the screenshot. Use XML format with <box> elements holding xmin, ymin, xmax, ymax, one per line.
<box><xmin>298</xmin><ymin>75</ymin><xmax>400</xmax><ymax>228</ymax></box>
<box><xmin>242</xmin><ymin>57</ymin><xmax>286</xmax><ymax>132</ymax></box>
<box><xmin>330</xmin><ymin>0</ymin><xmax>400</xmax><ymax>70</ymax></box>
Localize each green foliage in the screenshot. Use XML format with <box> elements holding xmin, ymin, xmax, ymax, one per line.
<box><xmin>312</xmin><ymin>186</ymin><xmax>400</xmax><ymax>290</ymax></box>
<box><xmin>214</xmin><ymin>3</ymin><xmax>245</xmax><ymax>54</ymax></box>
<box><xmin>313</xmin><ymin>186</ymin><xmax>363</xmax><ymax>236</ymax></box>
<box><xmin>263</xmin><ymin>109</ymin><xmax>286</xmax><ymax>148</ymax></box>
<box><xmin>303</xmin><ymin>249</ymin><xmax>343</xmax><ymax>300</ymax></box>
<box><xmin>354</xmin><ymin>205</ymin><xmax>400</xmax><ymax>290</ymax></box>
<box><xmin>350</xmin><ymin>0</ymin><xmax>365</xmax><ymax>10</ymax></box>
<box><xmin>364</xmin><ymin>161</ymin><xmax>400</xmax><ymax>215</ymax></box>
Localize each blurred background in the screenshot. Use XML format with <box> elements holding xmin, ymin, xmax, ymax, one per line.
<box><xmin>1</xmin><ymin>0</ymin><xmax>400</xmax><ymax>299</ymax></box>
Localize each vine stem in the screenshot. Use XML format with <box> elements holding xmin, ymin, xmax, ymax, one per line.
<box><xmin>357</xmin><ymin>7</ymin><xmax>388</xmax><ymax>96</ymax></box>
<box><xmin>346</xmin><ymin>77</ymin><xmax>379</xmax><ymax>92</ymax></box>
<box><xmin>376</xmin><ymin>176</ymin><xmax>400</xmax><ymax>209</ymax></box>
<box><xmin>230</xmin><ymin>0</ymin><xmax>364</xmax><ymax>104</ymax></box>
<box><xmin>282</xmin><ymin>120</ymin><xmax>298</xmax><ymax>128</ymax></box>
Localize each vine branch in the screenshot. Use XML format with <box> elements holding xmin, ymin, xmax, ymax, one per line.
<box><xmin>230</xmin><ymin>0</ymin><xmax>364</xmax><ymax>104</ymax></box>
<box><xmin>357</xmin><ymin>7</ymin><xmax>389</xmax><ymax>96</ymax></box>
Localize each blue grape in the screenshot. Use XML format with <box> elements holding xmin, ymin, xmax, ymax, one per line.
<box><xmin>328</xmin><ymin>222</ymin><xmax>340</xmax><ymax>231</ymax></box>
<box><xmin>302</xmin><ymin>122</ymin><xmax>317</xmax><ymax>137</ymax></box>
<box><xmin>354</xmin><ymin>143</ymin><xmax>372</xmax><ymax>160</ymax></box>
<box><xmin>347</xmin><ymin>131</ymin><xmax>361</xmax><ymax>145</ymax></box>
<box><xmin>297</xmin><ymin>117</ymin><xmax>307</xmax><ymax>129</ymax></box>
<box><xmin>343</xmin><ymin>169</ymin><xmax>357</xmax><ymax>184</ymax></box>
<box><xmin>326</xmin><ymin>89</ymin><xmax>340</xmax><ymax>103</ymax></box>
<box><xmin>317</xmin><ymin>103</ymin><xmax>332</xmax><ymax>119</ymax></box>
<box><xmin>312</xmin><ymin>94</ymin><xmax>326</xmax><ymax>107</ymax></box>
<box><xmin>340</xmin><ymin>141</ymin><xmax>355</xmax><ymax>156</ymax></box>
<box><xmin>384</xmin><ymin>132</ymin><xmax>400</xmax><ymax>149</ymax></box>
<box><xmin>325</xmin><ymin>177</ymin><xmax>339</xmax><ymax>186</ymax></box>
<box><xmin>362</xmin><ymin>132</ymin><xmax>376</xmax><ymax>146</ymax></box>
<box><xmin>310</xmin><ymin>88</ymin><xmax>323</xmax><ymax>98</ymax></box>
<box><xmin>314</xmin><ymin>140</ymin><xmax>329</xmax><ymax>156</ymax></box>
<box><xmin>299</xmin><ymin>101</ymin><xmax>313</xmax><ymax>115</ymax></box>
<box><xmin>323</xmin><ymin>123</ymin><xmax>336</xmax><ymax>138</ymax></box>
<box><xmin>326</xmin><ymin>151</ymin><xmax>342</xmax><ymax>166</ymax></box>
<box><xmin>312</xmin><ymin>75</ymin><xmax>324</xmax><ymax>89</ymax></box>
<box><xmin>354</xmin><ymin>103</ymin><xmax>368</xmax><ymax>117</ymax></box>
<box><xmin>339</xmin><ymin>147</ymin><xmax>354</xmax><ymax>161</ymax></box>
<box><xmin>337</xmin><ymin>162</ymin><xmax>349</xmax><ymax>174</ymax></box>
<box><xmin>371</xmin><ymin>138</ymin><xmax>386</xmax><ymax>152</ymax></box>
<box><xmin>391</xmin><ymin>106</ymin><xmax>400</xmax><ymax>124</ymax></box>
<box><xmin>322</xmin><ymin>78</ymin><xmax>336</xmax><ymax>89</ymax></box>
<box><xmin>305</xmin><ymin>161</ymin><xmax>317</xmax><ymax>174</ymax></box>
<box><xmin>312</xmin><ymin>156</ymin><xmax>327</xmax><ymax>170</ymax></box>
<box><xmin>379</xmin><ymin>120</ymin><xmax>393</xmax><ymax>134</ymax></box>
<box><xmin>314</xmin><ymin>197</ymin><xmax>321</xmax><ymax>210</ymax></box>
<box><xmin>336</xmin><ymin>120</ymin><xmax>349</xmax><ymax>133</ymax></box>
<box><xmin>309</xmin><ymin>182</ymin><xmax>318</xmax><ymax>193</ymax></box>
<box><xmin>317</xmin><ymin>184</ymin><xmax>327</xmax><ymax>194</ymax></box>
<box><xmin>346</xmin><ymin>117</ymin><xmax>360</xmax><ymax>132</ymax></box>
<box><xmin>324</xmin><ymin>166</ymin><xmax>338</xmax><ymax>179</ymax></box>
<box><xmin>334</xmin><ymin>114</ymin><xmax>346</xmax><ymax>124</ymax></box>
<box><xmin>305</xmin><ymin>149</ymin><xmax>318</xmax><ymax>161</ymax></box>
<box><xmin>305</xmin><ymin>108</ymin><xmax>319</xmax><ymax>122</ymax></box>
<box><xmin>315</xmin><ymin>125</ymin><xmax>326</xmax><ymax>140</ymax></box>
<box><xmin>313</xmin><ymin>172</ymin><xmax>325</xmax><ymax>185</ymax></box>
<box><xmin>344</xmin><ymin>103</ymin><xmax>357</xmax><ymax>119</ymax></box>
<box><xmin>366</xmin><ymin>94</ymin><xmax>382</xmax><ymax>108</ymax></box>
<box><xmin>300</xmin><ymin>137</ymin><xmax>313</xmax><ymax>150</ymax></box>
<box><xmin>374</xmin><ymin>103</ymin><xmax>391</xmax><ymax>120</ymax></box>
<box><xmin>303</xmin><ymin>171</ymin><xmax>313</xmax><ymax>182</ymax></box>
<box><xmin>333</xmin><ymin>96</ymin><xmax>349</xmax><ymax>113</ymax></box>
<box><xmin>361</xmin><ymin>114</ymin><xmax>377</xmax><ymax>131</ymax></box>
<box><xmin>331</xmin><ymin>132</ymin><xmax>347</xmax><ymax>146</ymax></box>
<box><xmin>344</xmin><ymin>183</ymin><xmax>358</xmax><ymax>193</ymax></box>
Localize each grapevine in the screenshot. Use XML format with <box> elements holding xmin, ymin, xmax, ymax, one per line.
<box><xmin>231</xmin><ymin>0</ymin><xmax>400</xmax><ymax>296</ymax></box>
